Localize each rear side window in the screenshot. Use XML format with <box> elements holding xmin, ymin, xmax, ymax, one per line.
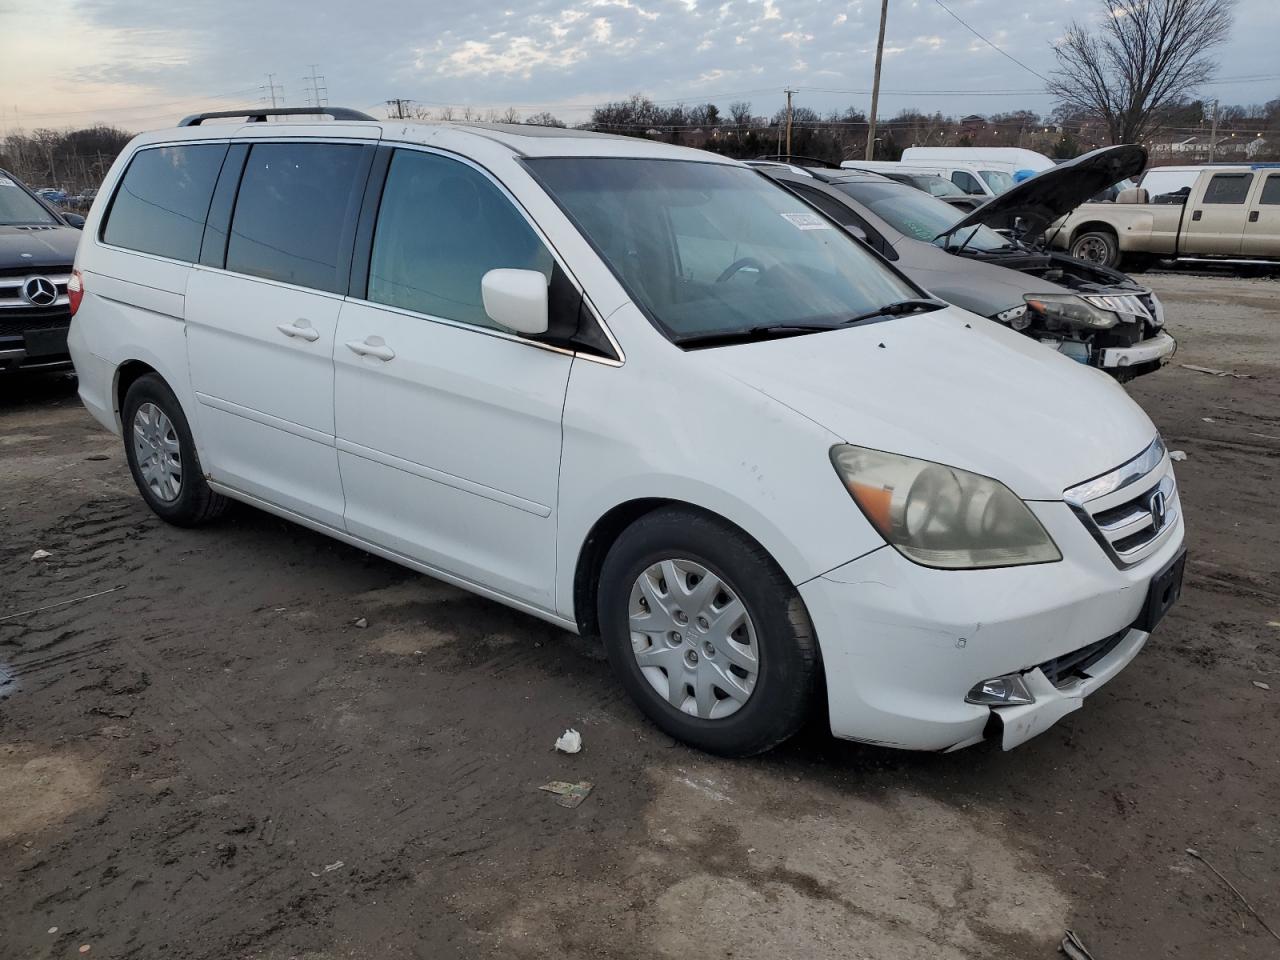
<box><xmin>1202</xmin><ymin>173</ymin><xmax>1252</xmax><ymax>204</ymax></box>
<box><xmin>1259</xmin><ymin>175</ymin><xmax>1280</xmax><ymax>205</ymax></box>
<box><xmin>366</xmin><ymin>149</ymin><xmax>552</xmax><ymax>329</ymax></box>
<box><xmin>226</xmin><ymin>142</ymin><xmax>367</xmax><ymax>294</ymax></box>
<box><xmin>102</xmin><ymin>144</ymin><xmax>227</xmax><ymax>261</ymax></box>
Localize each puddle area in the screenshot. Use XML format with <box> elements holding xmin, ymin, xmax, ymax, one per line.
<box><xmin>0</xmin><ymin>662</ymin><xmax>17</xmax><ymax>700</ymax></box>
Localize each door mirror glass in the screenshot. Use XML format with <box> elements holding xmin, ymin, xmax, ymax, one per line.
<box><xmin>481</xmin><ymin>269</ymin><xmax>549</xmax><ymax>335</ymax></box>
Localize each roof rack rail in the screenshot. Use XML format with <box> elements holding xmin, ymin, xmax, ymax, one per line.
<box><xmin>178</xmin><ymin>107</ymin><xmax>377</xmax><ymax>127</ymax></box>
<box><xmin>754</xmin><ymin>153</ymin><xmax>841</xmax><ymax>170</ymax></box>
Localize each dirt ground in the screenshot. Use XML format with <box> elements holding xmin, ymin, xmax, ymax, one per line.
<box><xmin>2</xmin><ymin>271</ymin><xmax>1278</xmax><ymax>960</ymax></box>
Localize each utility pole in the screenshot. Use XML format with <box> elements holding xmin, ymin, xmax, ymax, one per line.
<box><xmin>260</xmin><ymin>73</ymin><xmax>283</xmax><ymax>109</ymax></box>
<box><xmin>784</xmin><ymin>88</ymin><xmax>796</xmax><ymax>156</ymax></box>
<box><xmin>303</xmin><ymin>65</ymin><xmax>328</xmax><ymax>110</ymax></box>
<box><xmin>865</xmin><ymin>0</ymin><xmax>889</xmax><ymax>161</ymax></box>
<box><xmin>386</xmin><ymin>99</ymin><xmax>411</xmax><ymax>120</ymax></box>
<box><xmin>1206</xmin><ymin>99</ymin><xmax>1219</xmax><ymax>163</ymax></box>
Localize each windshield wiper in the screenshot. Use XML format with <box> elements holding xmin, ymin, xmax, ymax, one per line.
<box><xmin>842</xmin><ymin>298</ymin><xmax>948</xmax><ymax>326</ymax></box>
<box><xmin>674</xmin><ymin>322</ymin><xmax>839</xmax><ymax>348</ymax></box>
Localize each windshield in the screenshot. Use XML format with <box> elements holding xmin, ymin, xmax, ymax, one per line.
<box><xmin>902</xmin><ymin>175</ymin><xmax>966</xmax><ymax>198</ymax></box>
<box><xmin>0</xmin><ymin>175</ymin><xmax>58</xmax><ymax>225</ymax></box>
<box><xmin>524</xmin><ymin>158</ymin><xmax>919</xmax><ymax>342</ymax></box>
<box><xmin>832</xmin><ymin>181</ymin><xmax>1011</xmax><ymax>252</ymax></box>
<box><xmin>979</xmin><ymin>169</ymin><xmax>1015</xmax><ymax>194</ymax></box>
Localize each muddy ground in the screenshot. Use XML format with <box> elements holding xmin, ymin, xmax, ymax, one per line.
<box><xmin>1</xmin><ymin>271</ymin><xmax>1278</xmax><ymax>959</ymax></box>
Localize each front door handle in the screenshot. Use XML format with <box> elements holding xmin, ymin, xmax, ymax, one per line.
<box><xmin>277</xmin><ymin>319</ymin><xmax>320</xmax><ymax>342</ymax></box>
<box><xmin>345</xmin><ymin>336</ymin><xmax>395</xmax><ymax>361</ymax></box>
<box><xmin>1249</xmin><ymin>210</ymin><xmax>1260</xmax><ymax>222</ymax></box>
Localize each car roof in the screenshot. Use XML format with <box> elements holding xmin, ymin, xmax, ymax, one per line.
<box><xmin>755</xmin><ymin>164</ymin><xmax>895</xmax><ymax>186</ymax></box>
<box><xmin>132</xmin><ymin>114</ymin><xmax>733</xmax><ymax>165</ymax></box>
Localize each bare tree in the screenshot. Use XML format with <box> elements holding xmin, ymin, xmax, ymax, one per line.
<box><xmin>1049</xmin><ymin>0</ymin><xmax>1234</xmax><ymax>144</ymax></box>
<box><xmin>524</xmin><ymin>111</ymin><xmax>566</xmax><ymax>127</ymax></box>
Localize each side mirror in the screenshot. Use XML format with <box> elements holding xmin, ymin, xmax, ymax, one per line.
<box><xmin>63</xmin><ymin>213</ymin><xmax>85</xmax><ymax>229</ymax></box>
<box><xmin>481</xmin><ymin>268</ymin><xmax>549</xmax><ymax>336</ymax></box>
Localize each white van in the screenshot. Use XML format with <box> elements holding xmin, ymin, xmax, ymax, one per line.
<box><xmin>67</xmin><ymin>108</ymin><xmax>1186</xmax><ymax>756</ymax></box>
<box><xmin>903</xmin><ymin>147</ymin><xmax>1055</xmax><ymax>173</ymax></box>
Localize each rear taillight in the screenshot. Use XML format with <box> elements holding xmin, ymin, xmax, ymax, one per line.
<box><xmin>68</xmin><ymin>269</ymin><xmax>83</xmax><ymax>316</ymax></box>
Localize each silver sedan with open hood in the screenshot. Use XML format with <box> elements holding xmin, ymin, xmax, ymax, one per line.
<box><xmin>755</xmin><ymin>146</ymin><xmax>1175</xmax><ymax>381</ymax></box>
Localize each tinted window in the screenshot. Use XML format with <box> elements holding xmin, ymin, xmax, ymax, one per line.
<box><xmin>1260</xmin><ymin>175</ymin><xmax>1280</xmax><ymax>205</ymax></box>
<box><xmin>526</xmin><ymin>157</ymin><xmax>918</xmax><ymax>343</ymax></box>
<box><xmin>951</xmin><ymin>170</ymin><xmax>983</xmax><ymax>194</ymax></box>
<box><xmin>102</xmin><ymin>144</ymin><xmax>227</xmax><ymax>261</ymax></box>
<box><xmin>227</xmin><ymin>143</ymin><xmax>366</xmax><ymax>293</ymax></box>
<box><xmin>1203</xmin><ymin>173</ymin><xmax>1252</xmax><ymax>204</ymax></box>
<box><xmin>368</xmin><ymin>150</ymin><xmax>552</xmax><ymax>328</ymax></box>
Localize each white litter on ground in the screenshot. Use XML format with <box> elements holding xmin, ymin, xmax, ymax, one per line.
<box><xmin>554</xmin><ymin>728</ymin><xmax>583</xmax><ymax>754</ymax></box>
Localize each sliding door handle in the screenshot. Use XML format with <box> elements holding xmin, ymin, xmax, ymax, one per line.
<box><xmin>345</xmin><ymin>336</ymin><xmax>395</xmax><ymax>361</ymax></box>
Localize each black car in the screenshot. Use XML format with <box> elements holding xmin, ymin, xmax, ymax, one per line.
<box><xmin>1</xmin><ymin>168</ymin><xmax>82</xmax><ymax>372</ymax></box>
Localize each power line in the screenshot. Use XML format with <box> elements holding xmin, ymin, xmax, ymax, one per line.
<box><xmin>928</xmin><ymin>0</ymin><xmax>1051</xmax><ymax>83</ymax></box>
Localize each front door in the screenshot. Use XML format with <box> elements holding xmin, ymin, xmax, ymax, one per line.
<box><xmin>1241</xmin><ymin>171</ymin><xmax>1280</xmax><ymax>258</ymax></box>
<box><xmin>333</xmin><ymin>148</ymin><xmax>572</xmax><ymax>610</ymax></box>
<box><xmin>187</xmin><ymin>140</ymin><xmax>372</xmax><ymax>528</ymax></box>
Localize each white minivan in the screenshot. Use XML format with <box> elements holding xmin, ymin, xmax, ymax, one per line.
<box><xmin>68</xmin><ymin>109</ymin><xmax>1186</xmax><ymax>756</ymax></box>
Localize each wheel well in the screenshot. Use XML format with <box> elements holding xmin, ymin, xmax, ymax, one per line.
<box><xmin>572</xmin><ymin>498</ymin><xmax>779</xmax><ymax>638</ymax></box>
<box><xmin>1071</xmin><ymin>222</ymin><xmax>1118</xmax><ymax>247</ymax></box>
<box><xmin>114</xmin><ymin>360</ymin><xmax>158</xmax><ymax>423</ymax></box>
<box><xmin>573</xmin><ymin>498</ymin><xmax>672</xmax><ymax>637</ymax></box>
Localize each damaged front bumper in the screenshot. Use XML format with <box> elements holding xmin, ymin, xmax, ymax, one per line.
<box><xmin>798</xmin><ymin>498</ymin><xmax>1185</xmax><ymax>753</ymax></box>
<box><xmin>1097</xmin><ymin>331</ymin><xmax>1176</xmax><ymax>371</ymax></box>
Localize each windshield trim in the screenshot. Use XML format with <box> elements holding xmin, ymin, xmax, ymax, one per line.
<box><xmin>522</xmin><ymin>156</ymin><xmax>930</xmax><ymax>349</ymax></box>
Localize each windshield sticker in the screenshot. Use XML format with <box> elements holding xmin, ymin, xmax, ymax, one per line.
<box><xmin>780</xmin><ymin>212</ymin><xmax>831</xmax><ymax>231</ymax></box>
<box><xmin>0</xmin><ymin>178</ymin><xmax>15</xmax><ymax>188</ymax></box>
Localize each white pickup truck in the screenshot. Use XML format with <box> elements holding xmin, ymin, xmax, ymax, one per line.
<box><xmin>1050</xmin><ymin>164</ymin><xmax>1280</xmax><ymax>268</ymax></box>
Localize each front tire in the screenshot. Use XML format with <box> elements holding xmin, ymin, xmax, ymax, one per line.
<box><xmin>122</xmin><ymin>373</ymin><xmax>227</xmax><ymax>526</ymax></box>
<box><xmin>1070</xmin><ymin>230</ymin><xmax>1120</xmax><ymax>268</ymax></box>
<box><xmin>598</xmin><ymin>507</ymin><xmax>818</xmax><ymax>756</ymax></box>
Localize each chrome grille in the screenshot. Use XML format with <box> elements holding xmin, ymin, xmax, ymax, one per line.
<box><xmin>0</xmin><ymin>273</ymin><xmax>71</xmax><ymax>310</ymax></box>
<box><xmin>1064</xmin><ymin>437</ymin><xmax>1180</xmax><ymax>569</ymax></box>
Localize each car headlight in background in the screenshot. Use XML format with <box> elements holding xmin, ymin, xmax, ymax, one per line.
<box><xmin>1024</xmin><ymin>293</ymin><xmax>1118</xmax><ymax>329</ymax></box>
<box><xmin>993</xmin><ymin>304</ymin><xmax>1032</xmax><ymax>330</ymax></box>
<box><xmin>830</xmin><ymin>445</ymin><xmax>1062</xmax><ymax>569</ymax></box>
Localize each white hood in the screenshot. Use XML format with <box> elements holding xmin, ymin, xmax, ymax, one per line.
<box><xmin>697</xmin><ymin>306</ymin><xmax>1157</xmax><ymax>500</ymax></box>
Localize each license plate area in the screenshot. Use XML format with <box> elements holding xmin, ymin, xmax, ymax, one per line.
<box><xmin>24</xmin><ymin>327</ymin><xmax>69</xmax><ymax>358</ymax></box>
<box><xmin>1136</xmin><ymin>549</ymin><xmax>1186</xmax><ymax>632</ymax></box>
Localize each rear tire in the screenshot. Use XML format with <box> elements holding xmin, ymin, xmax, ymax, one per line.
<box><xmin>122</xmin><ymin>373</ymin><xmax>227</xmax><ymax>527</ymax></box>
<box><xmin>1070</xmin><ymin>230</ymin><xmax>1120</xmax><ymax>268</ymax></box>
<box><xmin>597</xmin><ymin>507</ymin><xmax>818</xmax><ymax>756</ymax></box>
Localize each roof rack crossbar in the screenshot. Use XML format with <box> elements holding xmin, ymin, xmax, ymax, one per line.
<box><xmin>178</xmin><ymin>107</ymin><xmax>377</xmax><ymax>127</ymax></box>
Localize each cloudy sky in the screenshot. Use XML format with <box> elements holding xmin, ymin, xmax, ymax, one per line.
<box><xmin>1</xmin><ymin>0</ymin><xmax>1277</xmax><ymax>135</ymax></box>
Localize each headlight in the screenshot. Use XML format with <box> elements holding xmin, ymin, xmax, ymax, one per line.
<box><xmin>830</xmin><ymin>445</ymin><xmax>1062</xmax><ymax>569</ymax></box>
<box><xmin>993</xmin><ymin>304</ymin><xmax>1032</xmax><ymax>330</ymax></box>
<box><xmin>1024</xmin><ymin>293</ymin><xmax>1118</xmax><ymax>329</ymax></box>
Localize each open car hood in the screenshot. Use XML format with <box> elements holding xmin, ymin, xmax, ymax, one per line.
<box><xmin>941</xmin><ymin>144</ymin><xmax>1147</xmax><ymax>243</ymax></box>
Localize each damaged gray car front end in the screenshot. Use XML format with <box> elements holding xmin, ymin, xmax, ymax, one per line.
<box><xmin>756</xmin><ymin>146</ymin><xmax>1175</xmax><ymax>381</ymax></box>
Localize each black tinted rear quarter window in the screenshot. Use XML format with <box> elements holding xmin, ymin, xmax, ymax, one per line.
<box><xmin>227</xmin><ymin>142</ymin><xmax>368</xmax><ymax>293</ymax></box>
<box><xmin>102</xmin><ymin>144</ymin><xmax>228</xmax><ymax>261</ymax></box>
<box><xmin>1203</xmin><ymin>173</ymin><xmax>1252</xmax><ymax>204</ymax></box>
<box><xmin>1260</xmin><ymin>174</ymin><xmax>1280</xmax><ymax>205</ymax></box>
